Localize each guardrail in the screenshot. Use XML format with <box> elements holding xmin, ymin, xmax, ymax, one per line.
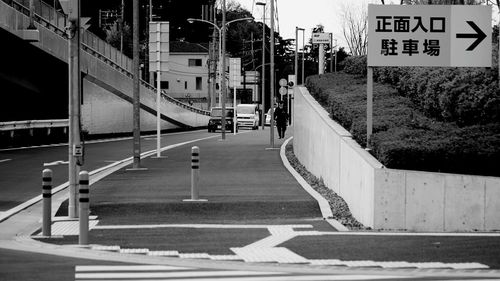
<box><xmin>3</xmin><ymin>0</ymin><xmax>210</xmax><ymax>117</ymax></box>
<box><xmin>0</xmin><ymin>119</ymin><xmax>69</xmax><ymax>131</ymax></box>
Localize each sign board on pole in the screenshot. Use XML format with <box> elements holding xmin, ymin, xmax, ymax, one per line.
<box><xmin>279</xmin><ymin>78</ymin><xmax>288</xmax><ymax>87</ymax></box>
<box><xmin>148</xmin><ymin>21</ymin><xmax>170</xmax><ymax>72</ymax></box>
<box><xmin>367</xmin><ymin>5</ymin><xmax>491</xmax><ymax>67</ymax></box>
<box><xmin>229</xmin><ymin>58</ymin><xmax>241</xmax><ymax>88</ymax></box>
<box><xmin>279</xmin><ymin>86</ymin><xmax>287</xmax><ymax>96</ymax></box>
<box><xmin>312</xmin><ymin>33</ymin><xmax>331</xmax><ymax>44</ymax></box>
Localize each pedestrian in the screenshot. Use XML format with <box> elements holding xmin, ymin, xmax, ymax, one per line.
<box><xmin>274</xmin><ymin>101</ymin><xmax>288</xmax><ymax>139</ymax></box>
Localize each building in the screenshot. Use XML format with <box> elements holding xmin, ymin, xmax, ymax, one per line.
<box><xmin>159</xmin><ymin>41</ymin><xmax>210</xmax><ymax>108</ymax></box>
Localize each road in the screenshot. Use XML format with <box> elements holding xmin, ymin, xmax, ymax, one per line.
<box><xmin>0</xmin><ymin>130</ymin><xmax>215</xmax><ymax>213</ymax></box>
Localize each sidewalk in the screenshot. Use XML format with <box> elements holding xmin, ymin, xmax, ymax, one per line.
<box><xmin>34</xmin><ymin>129</ymin><xmax>500</xmax><ymax>271</ymax></box>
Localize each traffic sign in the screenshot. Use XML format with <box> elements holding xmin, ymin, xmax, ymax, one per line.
<box><xmin>312</xmin><ymin>33</ymin><xmax>331</xmax><ymax>44</ymax></box>
<box><xmin>279</xmin><ymin>87</ymin><xmax>287</xmax><ymax>96</ymax></box>
<box><xmin>367</xmin><ymin>5</ymin><xmax>491</xmax><ymax>67</ymax></box>
<box><xmin>279</xmin><ymin>78</ymin><xmax>288</xmax><ymax>87</ymax></box>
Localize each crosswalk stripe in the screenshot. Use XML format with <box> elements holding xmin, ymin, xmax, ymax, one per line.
<box><xmin>74</xmin><ymin>265</ymin><xmax>409</xmax><ymax>281</ymax></box>
<box><xmin>75</xmin><ymin>265</ymin><xmax>190</xmax><ymax>272</ymax></box>
<box><xmin>75</xmin><ymin>270</ymin><xmax>283</xmax><ymax>279</ymax></box>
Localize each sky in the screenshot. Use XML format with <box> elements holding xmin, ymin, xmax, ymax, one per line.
<box><xmin>235</xmin><ymin>0</ymin><xmax>375</xmax><ymax>50</ymax></box>
<box><xmin>235</xmin><ymin>0</ymin><xmax>499</xmax><ymax>52</ymax></box>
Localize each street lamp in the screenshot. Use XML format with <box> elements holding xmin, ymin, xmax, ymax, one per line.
<box><xmin>187</xmin><ymin>16</ymin><xmax>253</xmax><ymax>139</ymax></box>
<box><xmin>295</xmin><ymin>27</ymin><xmax>304</xmax><ymax>85</ymax></box>
<box><xmin>256</xmin><ymin>1</ymin><xmax>265</xmax><ymax>130</ymax></box>
<box><xmin>187</xmin><ymin>17</ymin><xmax>253</xmax><ymax>108</ymax></box>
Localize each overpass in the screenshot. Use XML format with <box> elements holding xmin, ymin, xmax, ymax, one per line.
<box><xmin>0</xmin><ymin>0</ymin><xmax>210</xmax><ymax>139</ymax></box>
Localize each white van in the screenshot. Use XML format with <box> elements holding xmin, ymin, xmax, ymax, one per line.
<box><xmin>236</xmin><ymin>104</ymin><xmax>260</xmax><ymax>130</ymax></box>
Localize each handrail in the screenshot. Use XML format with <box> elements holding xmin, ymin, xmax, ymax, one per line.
<box><xmin>0</xmin><ymin>119</ymin><xmax>69</xmax><ymax>131</ymax></box>
<box><xmin>3</xmin><ymin>0</ymin><xmax>209</xmax><ymax>116</ymax></box>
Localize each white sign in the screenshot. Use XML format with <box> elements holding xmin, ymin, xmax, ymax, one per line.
<box><xmin>312</xmin><ymin>33</ymin><xmax>331</xmax><ymax>44</ymax></box>
<box><xmin>287</xmin><ymin>75</ymin><xmax>296</xmax><ymax>87</ymax></box>
<box><xmin>279</xmin><ymin>78</ymin><xmax>288</xmax><ymax>87</ymax></box>
<box><xmin>229</xmin><ymin>58</ymin><xmax>241</xmax><ymax>88</ymax></box>
<box><xmin>368</xmin><ymin>5</ymin><xmax>491</xmax><ymax>67</ymax></box>
<box><xmin>279</xmin><ymin>87</ymin><xmax>287</xmax><ymax>96</ymax></box>
<box><xmin>148</xmin><ymin>21</ymin><xmax>170</xmax><ymax>72</ymax></box>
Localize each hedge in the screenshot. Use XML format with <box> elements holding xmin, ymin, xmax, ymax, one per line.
<box><xmin>305</xmin><ymin>72</ymin><xmax>500</xmax><ymax>177</ymax></box>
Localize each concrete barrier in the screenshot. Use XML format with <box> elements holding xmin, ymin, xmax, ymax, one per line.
<box><xmin>293</xmin><ymin>86</ymin><xmax>500</xmax><ymax>232</ymax></box>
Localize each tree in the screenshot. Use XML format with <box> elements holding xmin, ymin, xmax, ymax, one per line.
<box><xmin>340</xmin><ymin>3</ymin><xmax>367</xmax><ymax>56</ymax></box>
<box><xmin>105</xmin><ymin>21</ymin><xmax>132</xmax><ymax>57</ymax></box>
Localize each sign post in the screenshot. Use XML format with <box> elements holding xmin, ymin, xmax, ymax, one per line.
<box><xmin>312</xmin><ymin>33</ymin><xmax>331</xmax><ymax>74</ymax></box>
<box><xmin>148</xmin><ymin>21</ymin><xmax>169</xmax><ymax>157</ymax></box>
<box><xmin>229</xmin><ymin>58</ymin><xmax>241</xmax><ymax>135</ymax></box>
<box><xmin>366</xmin><ymin>4</ymin><xmax>491</xmax><ymax>147</ymax></box>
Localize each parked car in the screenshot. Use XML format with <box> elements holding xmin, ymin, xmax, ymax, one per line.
<box><xmin>236</xmin><ymin>104</ymin><xmax>259</xmax><ymax>130</ymax></box>
<box><xmin>207</xmin><ymin>107</ymin><xmax>238</xmax><ymax>133</ymax></box>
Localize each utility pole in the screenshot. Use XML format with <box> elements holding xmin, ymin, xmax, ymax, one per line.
<box><xmin>269</xmin><ymin>0</ymin><xmax>275</xmax><ymax>147</ymax></box>
<box><xmin>256</xmin><ymin>1</ymin><xmax>266</xmax><ymax>130</ymax></box>
<box><xmin>68</xmin><ymin>0</ymin><xmax>81</xmax><ymax>218</ymax></box>
<box><xmin>221</xmin><ymin>0</ymin><xmax>227</xmax><ymax>140</ymax></box>
<box><xmin>132</xmin><ymin>0</ymin><xmax>141</xmax><ymax>168</ymax></box>
<box><xmin>120</xmin><ymin>0</ymin><xmax>124</xmax><ymax>52</ymax></box>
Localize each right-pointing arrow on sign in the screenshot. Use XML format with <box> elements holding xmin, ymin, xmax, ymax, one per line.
<box><xmin>456</xmin><ymin>21</ymin><xmax>487</xmax><ymax>51</ymax></box>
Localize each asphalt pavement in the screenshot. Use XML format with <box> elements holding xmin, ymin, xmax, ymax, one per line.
<box><xmin>1</xmin><ymin>128</ymin><xmax>500</xmax><ymax>280</ymax></box>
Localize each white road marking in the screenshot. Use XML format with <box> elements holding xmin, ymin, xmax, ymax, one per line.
<box><xmin>74</xmin><ymin>265</ymin><xmax>409</xmax><ymax>281</ymax></box>
<box><xmin>0</xmin><ymin>159</ymin><xmax>12</xmax><ymax>163</ymax></box>
<box><xmin>0</xmin><ymin>134</ymin><xmax>219</xmax><ymax>223</ymax></box>
<box><xmin>43</xmin><ymin>160</ymin><xmax>68</xmax><ymax>166</ymax></box>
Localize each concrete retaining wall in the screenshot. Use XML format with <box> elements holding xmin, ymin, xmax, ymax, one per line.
<box><xmin>293</xmin><ymin>86</ymin><xmax>500</xmax><ymax>232</ymax></box>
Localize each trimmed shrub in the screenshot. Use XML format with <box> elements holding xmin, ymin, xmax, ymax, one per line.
<box><xmin>305</xmin><ymin>72</ymin><xmax>500</xmax><ymax>177</ymax></box>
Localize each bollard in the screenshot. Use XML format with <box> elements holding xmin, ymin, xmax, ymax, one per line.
<box><xmin>191</xmin><ymin>146</ymin><xmax>200</xmax><ymax>200</ymax></box>
<box><xmin>78</xmin><ymin>171</ymin><xmax>89</xmax><ymax>245</ymax></box>
<box><xmin>42</xmin><ymin>169</ymin><xmax>52</xmax><ymax>237</ymax></box>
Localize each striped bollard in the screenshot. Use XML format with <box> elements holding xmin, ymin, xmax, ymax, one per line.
<box><xmin>191</xmin><ymin>146</ymin><xmax>200</xmax><ymax>200</ymax></box>
<box><xmin>42</xmin><ymin>169</ymin><xmax>52</xmax><ymax>237</ymax></box>
<box><xmin>183</xmin><ymin>146</ymin><xmax>207</xmax><ymax>202</ymax></box>
<box><xmin>79</xmin><ymin>171</ymin><xmax>89</xmax><ymax>245</ymax></box>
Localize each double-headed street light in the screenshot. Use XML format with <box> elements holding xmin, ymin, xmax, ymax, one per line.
<box><xmin>187</xmin><ymin>16</ymin><xmax>253</xmax><ymax>139</ymax></box>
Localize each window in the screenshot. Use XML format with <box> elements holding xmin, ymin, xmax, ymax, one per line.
<box><xmin>184</xmin><ymin>81</ymin><xmax>188</xmax><ymax>90</ymax></box>
<box><xmin>196</xmin><ymin>77</ymin><xmax>202</xmax><ymax>90</ymax></box>
<box><xmin>160</xmin><ymin>81</ymin><xmax>169</xmax><ymax>90</ymax></box>
<box><xmin>188</xmin><ymin>59</ymin><xmax>202</xmax><ymax>67</ymax></box>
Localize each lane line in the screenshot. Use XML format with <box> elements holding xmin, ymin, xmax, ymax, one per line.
<box><xmin>0</xmin><ymin>134</ymin><xmax>219</xmax><ymax>223</ymax></box>
<box><xmin>0</xmin><ymin>159</ymin><xmax>12</xmax><ymax>163</ymax></box>
<box><xmin>0</xmin><ymin>129</ymin><xmax>208</xmax><ymax>152</ymax></box>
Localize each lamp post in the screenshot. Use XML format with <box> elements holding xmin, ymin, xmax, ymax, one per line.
<box><xmin>301</xmin><ymin>30</ymin><xmax>305</xmax><ymax>84</ymax></box>
<box><xmin>187</xmin><ymin>16</ymin><xmax>253</xmax><ymax>140</ymax></box>
<box><xmin>269</xmin><ymin>0</ymin><xmax>275</xmax><ymax>148</ymax></box>
<box><xmin>295</xmin><ymin>27</ymin><xmax>304</xmax><ymax>85</ymax></box>
<box><xmin>256</xmin><ymin>1</ymin><xmax>266</xmax><ymax>130</ymax></box>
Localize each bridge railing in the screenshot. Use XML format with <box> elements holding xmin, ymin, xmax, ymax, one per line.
<box><xmin>0</xmin><ymin>119</ymin><xmax>69</xmax><ymax>131</ymax></box>
<box><xmin>2</xmin><ymin>0</ymin><xmax>209</xmax><ymax>116</ymax></box>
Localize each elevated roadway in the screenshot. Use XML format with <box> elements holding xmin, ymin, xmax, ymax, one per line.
<box><xmin>0</xmin><ymin>0</ymin><xmax>209</xmax><ymax>135</ymax></box>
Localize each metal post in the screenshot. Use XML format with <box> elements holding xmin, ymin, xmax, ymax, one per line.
<box><xmin>301</xmin><ymin>31</ymin><xmax>305</xmax><ymax>84</ymax></box>
<box><xmin>330</xmin><ymin>33</ymin><xmax>333</xmax><ymax>73</ymax></box>
<box><xmin>78</xmin><ymin>171</ymin><xmax>89</xmax><ymax>245</ymax></box>
<box><xmin>269</xmin><ymin>0</ymin><xmax>275</xmax><ymax>147</ymax></box>
<box><xmin>295</xmin><ymin>27</ymin><xmax>298</xmax><ymax>87</ymax></box>
<box><xmin>233</xmin><ymin>86</ymin><xmax>237</xmax><ymax>135</ymax></box>
<box><xmin>42</xmin><ymin>169</ymin><xmax>52</xmax><ymax>237</ymax></box>
<box><xmin>221</xmin><ymin>0</ymin><xmax>227</xmax><ymax>140</ymax></box>
<box><xmin>68</xmin><ymin>0</ymin><xmax>81</xmax><ymax>219</ymax></box>
<box><xmin>218</xmin><ymin>30</ymin><xmax>222</xmax><ymax>107</ymax></box>
<box><xmin>367</xmin><ymin>66</ymin><xmax>373</xmax><ymax>149</ymax></box>
<box><xmin>191</xmin><ymin>146</ymin><xmax>200</xmax><ymax>200</ymax></box>
<box><xmin>334</xmin><ymin>39</ymin><xmax>337</xmax><ymax>73</ymax></box>
<box><xmin>318</xmin><ymin>43</ymin><xmax>324</xmax><ymax>74</ymax></box>
<box><xmin>156</xmin><ymin>23</ymin><xmax>161</xmax><ymax>158</ymax></box>
<box><xmin>120</xmin><ymin>0</ymin><xmax>124</xmax><ymax>52</ymax></box>
<box><xmin>258</xmin><ymin>2</ymin><xmax>266</xmax><ymax>130</ymax></box>
<box><xmin>132</xmin><ymin>0</ymin><xmax>141</xmax><ymax>168</ymax></box>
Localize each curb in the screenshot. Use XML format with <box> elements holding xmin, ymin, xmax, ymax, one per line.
<box><xmin>279</xmin><ymin>137</ymin><xmax>349</xmax><ymax>232</ymax></box>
